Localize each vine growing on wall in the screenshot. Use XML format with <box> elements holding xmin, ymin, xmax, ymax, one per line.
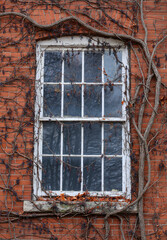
<box><xmin>0</xmin><ymin>0</ymin><xmax>166</xmax><ymax>239</ymax></box>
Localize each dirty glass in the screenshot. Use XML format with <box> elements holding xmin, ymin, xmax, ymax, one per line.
<box><xmin>42</xmin><ymin>156</ymin><xmax>60</xmax><ymax>190</ymax></box>
<box><xmin>104</xmin><ymin>123</ymin><xmax>122</xmax><ymax>155</ymax></box>
<box><xmin>85</xmin><ymin>52</ymin><xmax>102</xmax><ymax>82</ymax></box>
<box><xmin>43</xmin><ymin>122</ymin><xmax>61</xmax><ymax>154</ymax></box>
<box><xmin>63</xmin><ymin>122</ymin><xmax>81</xmax><ymax>155</ymax></box>
<box><xmin>63</xmin><ymin>157</ymin><xmax>81</xmax><ymax>191</ymax></box>
<box><xmin>84</xmin><ymin>85</ymin><xmax>102</xmax><ymax>117</ymax></box>
<box><xmin>83</xmin><ymin>158</ymin><xmax>101</xmax><ymax>191</ymax></box>
<box><xmin>43</xmin><ymin>85</ymin><xmax>61</xmax><ymax>117</ymax></box>
<box><xmin>84</xmin><ymin>123</ymin><xmax>101</xmax><ymax>155</ymax></box>
<box><xmin>41</xmin><ymin>47</ymin><xmax>125</xmax><ymax>194</ymax></box>
<box><xmin>104</xmin><ymin>85</ymin><xmax>122</xmax><ymax>117</ymax></box>
<box><xmin>44</xmin><ymin>51</ymin><xmax>62</xmax><ymax>83</ymax></box>
<box><xmin>104</xmin><ymin>51</ymin><xmax>122</xmax><ymax>83</ymax></box>
<box><xmin>64</xmin><ymin>51</ymin><xmax>82</xmax><ymax>82</ymax></box>
<box><xmin>64</xmin><ymin>85</ymin><xmax>81</xmax><ymax>117</ymax></box>
<box><xmin>104</xmin><ymin>157</ymin><xmax>122</xmax><ymax>191</ymax></box>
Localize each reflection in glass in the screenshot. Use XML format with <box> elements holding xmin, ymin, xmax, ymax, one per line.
<box><xmin>85</xmin><ymin>52</ymin><xmax>102</xmax><ymax>82</ymax></box>
<box><xmin>64</xmin><ymin>85</ymin><xmax>81</xmax><ymax>117</ymax></box>
<box><xmin>104</xmin><ymin>51</ymin><xmax>122</xmax><ymax>83</ymax></box>
<box><xmin>63</xmin><ymin>122</ymin><xmax>81</xmax><ymax>155</ymax></box>
<box><xmin>63</xmin><ymin>157</ymin><xmax>81</xmax><ymax>191</ymax></box>
<box><xmin>44</xmin><ymin>51</ymin><xmax>62</xmax><ymax>82</ymax></box>
<box><xmin>104</xmin><ymin>85</ymin><xmax>122</xmax><ymax>117</ymax></box>
<box><xmin>43</xmin><ymin>85</ymin><xmax>61</xmax><ymax>117</ymax></box>
<box><xmin>42</xmin><ymin>156</ymin><xmax>60</xmax><ymax>190</ymax></box>
<box><xmin>83</xmin><ymin>158</ymin><xmax>101</xmax><ymax>191</ymax></box>
<box><xmin>43</xmin><ymin>122</ymin><xmax>61</xmax><ymax>154</ymax></box>
<box><xmin>64</xmin><ymin>51</ymin><xmax>82</xmax><ymax>82</ymax></box>
<box><xmin>84</xmin><ymin>85</ymin><xmax>102</xmax><ymax>117</ymax></box>
<box><xmin>104</xmin><ymin>123</ymin><xmax>122</xmax><ymax>155</ymax></box>
<box><xmin>84</xmin><ymin>123</ymin><xmax>101</xmax><ymax>155</ymax></box>
<box><xmin>104</xmin><ymin>157</ymin><xmax>122</xmax><ymax>191</ymax></box>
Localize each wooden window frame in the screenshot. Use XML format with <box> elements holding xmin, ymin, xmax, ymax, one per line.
<box><xmin>33</xmin><ymin>36</ymin><xmax>131</xmax><ymax>199</ymax></box>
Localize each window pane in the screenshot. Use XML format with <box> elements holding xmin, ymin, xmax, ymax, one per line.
<box><xmin>63</xmin><ymin>122</ymin><xmax>81</xmax><ymax>155</ymax></box>
<box><xmin>83</xmin><ymin>158</ymin><xmax>101</xmax><ymax>191</ymax></box>
<box><xmin>43</xmin><ymin>85</ymin><xmax>61</xmax><ymax>117</ymax></box>
<box><xmin>104</xmin><ymin>85</ymin><xmax>122</xmax><ymax>117</ymax></box>
<box><xmin>104</xmin><ymin>123</ymin><xmax>122</xmax><ymax>155</ymax></box>
<box><xmin>84</xmin><ymin>52</ymin><xmax>102</xmax><ymax>82</ymax></box>
<box><xmin>63</xmin><ymin>157</ymin><xmax>81</xmax><ymax>191</ymax></box>
<box><xmin>84</xmin><ymin>123</ymin><xmax>101</xmax><ymax>155</ymax></box>
<box><xmin>42</xmin><ymin>156</ymin><xmax>60</xmax><ymax>191</ymax></box>
<box><xmin>43</xmin><ymin>122</ymin><xmax>61</xmax><ymax>154</ymax></box>
<box><xmin>64</xmin><ymin>51</ymin><xmax>82</xmax><ymax>82</ymax></box>
<box><xmin>84</xmin><ymin>85</ymin><xmax>102</xmax><ymax>117</ymax></box>
<box><xmin>64</xmin><ymin>85</ymin><xmax>81</xmax><ymax>117</ymax></box>
<box><xmin>44</xmin><ymin>51</ymin><xmax>62</xmax><ymax>83</ymax></box>
<box><xmin>104</xmin><ymin>157</ymin><xmax>122</xmax><ymax>191</ymax></box>
<box><xmin>104</xmin><ymin>51</ymin><xmax>122</xmax><ymax>83</ymax></box>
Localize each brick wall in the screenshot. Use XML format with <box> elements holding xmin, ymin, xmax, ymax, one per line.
<box><xmin>0</xmin><ymin>0</ymin><xmax>166</xmax><ymax>239</ymax></box>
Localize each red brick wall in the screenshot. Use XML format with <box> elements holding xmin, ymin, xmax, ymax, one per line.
<box><xmin>0</xmin><ymin>0</ymin><xmax>166</xmax><ymax>239</ymax></box>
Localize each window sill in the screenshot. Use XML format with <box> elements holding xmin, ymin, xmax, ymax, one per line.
<box><xmin>23</xmin><ymin>200</ymin><xmax>138</xmax><ymax>215</ymax></box>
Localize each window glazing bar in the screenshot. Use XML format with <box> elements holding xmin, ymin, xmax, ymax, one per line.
<box><xmin>40</xmin><ymin>117</ymin><xmax>126</xmax><ymax>122</ymax></box>
<box><xmin>43</xmin><ymin>82</ymin><xmax>123</xmax><ymax>85</ymax></box>
<box><xmin>42</xmin><ymin>154</ymin><xmax>123</xmax><ymax>158</ymax></box>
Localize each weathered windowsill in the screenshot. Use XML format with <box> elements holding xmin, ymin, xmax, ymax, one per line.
<box><xmin>24</xmin><ymin>201</ymin><xmax>138</xmax><ymax>215</ymax></box>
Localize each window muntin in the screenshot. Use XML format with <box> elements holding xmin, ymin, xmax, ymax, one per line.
<box><xmin>34</xmin><ymin>37</ymin><xmax>130</xmax><ymax>198</ymax></box>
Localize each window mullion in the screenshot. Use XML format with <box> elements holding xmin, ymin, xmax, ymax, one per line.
<box><xmin>102</xmin><ymin>54</ymin><xmax>104</xmax><ymax>117</ymax></box>
<box><xmin>82</xmin><ymin>51</ymin><xmax>84</xmax><ymax>118</ymax></box>
<box><xmin>60</xmin><ymin>51</ymin><xmax>64</xmax><ymax>192</ymax></box>
<box><xmin>81</xmin><ymin>51</ymin><xmax>84</xmax><ymax>192</ymax></box>
<box><xmin>81</xmin><ymin>125</ymin><xmax>83</xmax><ymax>192</ymax></box>
<box><xmin>60</xmin><ymin>124</ymin><xmax>63</xmax><ymax>192</ymax></box>
<box><xmin>101</xmin><ymin>54</ymin><xmax>104</xmax><ymax>193</ymax></box>
<box><xmin>101</xmin><ymin>123</ymin><xmax>104</xmax><ymax>193</ymax></box>
<box><xmin>61</xmin><ymin>50</ymin><xmax>64</xmax><ymax>118</ymax></box>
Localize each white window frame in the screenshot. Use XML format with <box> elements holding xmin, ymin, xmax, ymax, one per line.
<box><xmin>33</xmin><ymin>36</ymin><xmax>131</xmax><ymax>199</ymax></box>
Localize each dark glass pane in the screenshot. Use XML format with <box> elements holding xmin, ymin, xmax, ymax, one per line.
<box><xmin>64</xmin><ymin>51</ymin><xmax>82</xmax><ymax>82</ymax></box>
<box><xmin>64</xmin><ymin>85</ymin><xmax>81</xmax><ymax>117</ymax></box>
<box><xmin>42</xmin><ymin>156</ymin><xmax>60</xmax><ymax>190</ymax></box>
<box><xmin>84</xmin><ymin>123</ymin><xmax>101</xmax><ymax>155</ymax></box>
<box><xmin>104</xmin><ymin>157</ymin><xmax>122</xmax><ymax>191</ymax></box>
<box><xmin>83</xmin><ymin>158</ymin><xmax>101</xmax><ymax>191</ymax></box>
<box><xmin>43</xmin><ymin>85</ymin><xmax>61</xmax><ymax>117</ymax></box>
<box><xmin>63</xmin><ymin>122</ymin><xmax>81</xmax><ymax>155</ymax></box>
<box><xmin>104</xmin><ymin>51</ymin><xmax>122</xmax><ymax>83</ymax></box>
<box><xmin>84</xmin><ymin>85</ymin><xmax>102</xmax><ymax>117</ymax></box>
<box><xmin>43</xmin><ymin>122</ymin><xmax>61</xmax><ymax>154</ymax></box>
<box><xmin>104</xmin><ymin>85</ymin><xmax>122</xmax><ymax>117</ymax></box>
<box><xmin>85</xmin><ymin>52</ymin><xmax>102</xmax><ymax>82</ymax></box>
<box><xmin>104</xmin><ymin>123</ymin><xmax>122</xmax><ymax>155</ymax></box>
<box><xmin>44</xmin><ymin>51</ymin><xmax>62</xmax><ymax>82</ymax></box>
<box><xmin>63</xmin><ymin>157</ymin><xmax>81</xmax><ymax>191</ymax></box>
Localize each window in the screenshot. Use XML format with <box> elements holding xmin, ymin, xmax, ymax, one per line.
<box><xmin>34</xmin><ymin>37</ymin><xmax>130</xmax><ymax>198</ymax></box>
